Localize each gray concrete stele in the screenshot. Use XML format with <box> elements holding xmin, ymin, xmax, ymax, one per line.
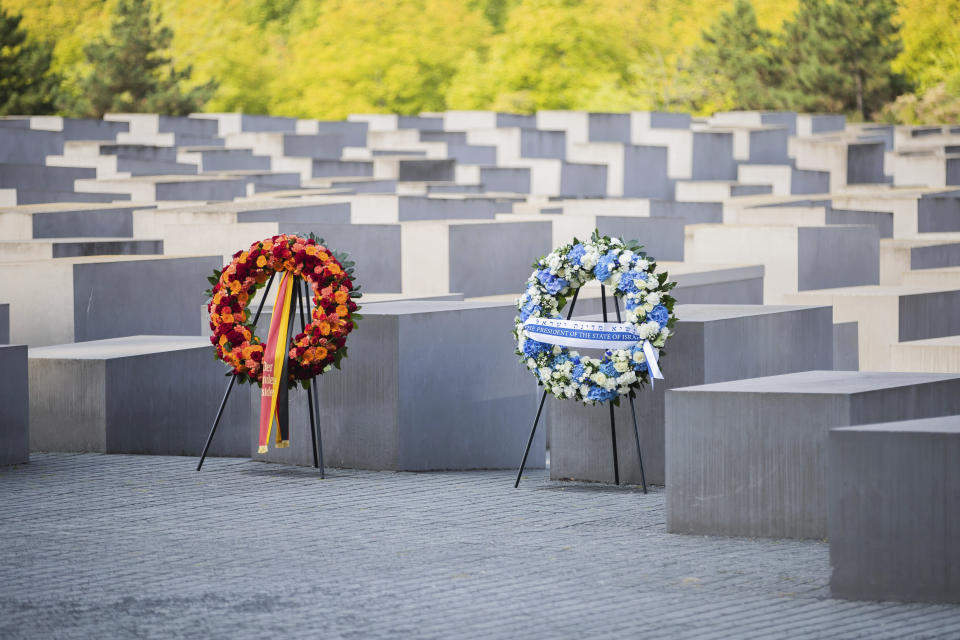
<box><xmin>550</xmin><ymin>304</ymin><xmax>833</xmax><ymax>486</ymax></box>
<box><xmin>29</xmin><ymin>336</ymin><xmax>250</xmax><ymax>457</ymax></box>
<box><xmin>829</xmin><ymin>416</ymin><xmax>960</xmax><ymax>604</ymax></box>
<box><xmin>0</xmin><ymin>344</ymin><xmax>28</xmax><ymax>465</ymax></box>
<box><xmin>666</xmin><ymin>370</ymin><xmax>960</xmax><ymax>540</ymax></box>
<box><xmin>249</xmin><ymin>300</ymin><xmax>542</xmax><ymax>471</ymax></box>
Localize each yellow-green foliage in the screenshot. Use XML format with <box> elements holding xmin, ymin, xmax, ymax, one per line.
<box><xmin>2</xmin><ymin>0</ymin><xmax>957</xmax><ymax>119</ymax></box>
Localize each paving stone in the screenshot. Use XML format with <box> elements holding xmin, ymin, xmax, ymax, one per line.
<box><xmin>0</xmin><ymin>453</ymin><xmax>958</xmax><ymax>638</ymax></box>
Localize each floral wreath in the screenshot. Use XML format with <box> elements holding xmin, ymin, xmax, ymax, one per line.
<box><xmin>514</xmin><ymin>230</ymin><xmax>676</xmax><ymax>405</ymax></box>
<box><xmin>206</xmin><ymin>233</ymin><xmax>361</xmax><ymax>390</ymax></box>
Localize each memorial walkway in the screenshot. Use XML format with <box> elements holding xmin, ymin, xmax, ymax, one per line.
<box><xmin>1</xmin><ymin>453</ymin><xmax>958</xmax><ymax>639</ymax></box>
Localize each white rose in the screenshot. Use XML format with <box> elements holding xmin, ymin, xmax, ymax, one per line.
<box><xmin>614</xmin><ymin>361</ymin><xmax>629</xmax><ymax>373</ymax></box>
<box><xmin>527</xmin><ymin>358</ymin><xmax>537</xmax><ymax>369</ymax></box>
<box><xmin>564</xmin><ymin>386</ymin><xmax>576</xmax><ymax>399</ymax></box>
<box><xmin>552</xmin><ymin>345</ymin><xmax>562</xmax><ymax>355</ymax></box>
<box><xmin>591</xmin><ymin>372</ymin><xmax>607</xmax><ymax>385</ymax></box>
<box><xmin>644</xmin><ymin>302</ymin><xmax>655</xmax><ymax>313</ymax></box>
<box><xmin>645</xmin><ymin>277</ymin><xmax>658</xmax><ymax>290</ymax></box>
<box><xmin>646</xmin><ymin>292</ymin><xmax>661</xmax><ymax>306</ymax></box>
<box><xmin>632</xmin><ymin>350</ymin><xmax>646</xmax><ymax>363</ymax></box>
<box><xmin>636</xmin><ymin>259</ymin><xmax>649</xmax><ymax>271</ymax></box>
<box><xmin>618</xmin><ymin>371</ymin><xmax>637</xmax><ymax>385</ymax></box>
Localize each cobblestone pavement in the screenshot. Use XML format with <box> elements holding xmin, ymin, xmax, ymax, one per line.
<box><xmin>1</xmin><ymin>454</ymin><xmax>959</xmax><ymax>639</ymax></box>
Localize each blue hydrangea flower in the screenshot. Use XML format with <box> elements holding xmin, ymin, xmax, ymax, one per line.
<box><xmin>553</xmin><ymin>353</ymin><xmax>569</xmax><ymax>366</ymax></box>
<box><xmin>536</xmin><ymin>269</ymin><xmax>569</xmax><ymax>295</ymax></box>
<box><xmin>625</xmin><ymin>297</ymin><xmax>641</xmax><ymax>311</ymax></box>
<box><xmin>617</xmin><ymin>269</ymin><xmax>646</xmax><ymax>295</ymax></box>
<box><xmin>587</xmin><ymin>386</ymin><xmax>616</xmax><ymax>402</ymax></box>
<box><xmin>599</xmin><ymin>361</ymin><xmax>618</xmax><ymax>378</ymax></box>
<box><xmin>648</xmin><ymin>304</ymin><xmax>669</xmax><ymax>328</ymax></box>
<box><xmin>520</xmin><ymin>299</ymin><xmax>541</xmax><ymax>322</ymax></box>
<box><xmin>568</xmin><ymin>243</ymin><xmax>586</xmax><ymax>266</ymax></box>
<box><xmin>522</xmin><ymin>339</ymin><xmax>549</xmax><ymax>359</ymax></box>
<box><xmin>594</xmin><ymin>252</ymin><xmax>617</xmax><ymax>282</ymax></box>
<box><xmin>571</xmin><ymin>363</ymin><xmax>586</xmax><ymax>382</ymax></box>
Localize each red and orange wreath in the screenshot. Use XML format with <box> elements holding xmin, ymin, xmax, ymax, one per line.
<box><xmin>206</xmin><ymin>233</ymin><xmax>360</xmax><ymax>388</ymax></box>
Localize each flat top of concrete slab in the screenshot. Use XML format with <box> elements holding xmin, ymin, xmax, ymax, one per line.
<box><xmin>86</xmin><ymin>175</ymin><xmax>248</xmax><ymax>185</ymax></box>
<box><xmin>786</xmin><ymin>283</ymin><xmax>960</xmax><ymax>297</ymax></box>
<box><xmin>29</xmin><ymin>335</ymin><xmax>209</xmax><ymax>359</ymax></box>
<box><xmin>360</xmin><ymin>299</ymin><xmax>513</xmax><ymax>315</ymax></box>
<box><xmin>573</xmin><ymin>304</ymin><xmax>826</xmax><ymax>324</ymax></box>
<box><xmin>137</xmin><ymin>198</ymin><xmax>350</xmax><ymax>214</ymax></box>
<box><xmin>0</xmin><ymin>254</ymin><xmax>219</xmax><ymax>266</ymax></box>
<box><xmin>833</xmin><ymin>414</ymin><xmax>960</xmax><ymax>434</ymax></box>
<box><xmin>673</xmin><ymin>370</ymin><xmax>960</xmax><ymax>394</ymax></box>
<box><xmin>881</xmin><ymin>234</ymin><xmax>960</xmax><ymax>248</ymax></box>
<box><xmin>891</xmin><ymin>334</ymin><xmax>960</xmax><ymax>347</ymax></box>
<box><xmin>0</xmin><ymin>203</ymin><xmax>151</xmax><ymax>214</ymax></box>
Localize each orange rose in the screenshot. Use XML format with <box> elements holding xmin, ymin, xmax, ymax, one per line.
<box><xmin>317</xmin><ymin>252</ymin><xmax>330</xmax><ymax>263</ymax></box>
<box><xmin>328</xmin><ymin>263</ymin><xmax>342</xmax><ymax>275</ymax></box>
<box><xmin>256</xmin><ymin>255</ymin><xmax>267</xmax><ymax>268</ymax></box>
<box><xmin>305</xmin><ymin>245</ymin><xmax>318</xmax><ymax>256</ymax></box>
<box><xmin>334</xmin><ymin>290</ymin><xmax>348</xmax><ymax>304</ymax></box>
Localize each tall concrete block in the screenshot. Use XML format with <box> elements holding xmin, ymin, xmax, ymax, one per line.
<box><xmin>28</xmin><ymin>336</ymin><xmax>249</xmax><ymax>456</ymax></box>
<box><xmin>295</xmin><ymin>120</ymin><xmax>368</xmax><ymax>146</ymax></box>
<box><xmin>0</xmin><ymin>344</ymin><xmax>28</xmax><ymax>465</ymax></box>
<box><xmin>829</xmin><ymin>417</ymin><xmax>960</xmax><ymax>603</ymax></box>
<box><xmin>0</xmin><ymin>126</ymin><xmax>63</xmax><ymax>165</ymax></box>
<box><xmin>595</xmin><ymin>216</ymin><xmax>684</xmax><ymax>261</ymax></box>
<box><xmin>349</xmin><ymin>195</ymin><xmax>498</xmax><ymax>223</ymax></box>
<box><xmin>0</xmin><ymin>255</ymin><xmax>221</xmax><ymax>346</ymax></box>
<box><xmin>455</xmin><ymin>166</ymin><xmax>531</xmax><ymax>194</ymax></box>
<box><xmin>74</xmin><ymin>176</ymin><xmax>248</xmax><ymax>202</ymax></box>
<box><xmin>688</xmin><ymin>224</ymin><xmax>880</xmax><ymax>304</ymax></box>
<box><xmin>250</xmin><ymin>301</ymin><xmax>541</xmax><ymax>470</ymax></box>
<box><xmin>0</xmin><ymin>303</ymin><xmax>8</xmax><ymax>344</ymax></box>
<box><xmin>784</xmin><ymin>284</ymin><xmax>960</xmax><ymax>370</ymax></box>
<box><xmin>550</xmin><ymin>304</ymin><xmax>833</xmax><ymax>486</ymax></box>
<box><xmin>833</xmin><ymin>321</ymin><xmax>859</xmax><ymax>370</ymax></box>
<box><xmin>666</xmin><ymin>371</ymin><xmax>960</xmax><ymax>539</ymax></box>
<box><xmin>402</xmin><ymin>220</ymin><xmax>551</xmax><ymax>297</ymax></box>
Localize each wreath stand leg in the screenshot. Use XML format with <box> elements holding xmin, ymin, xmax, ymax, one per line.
<box><xmin>600</xmin><ymin>286</ymin><xmax>621</xmax><ymax>486</ymax></box>
<box><xmin>295</xmin><ymin>276</ymin><xmax>324</xmax><ymax>476</ymax></box>
<box><xmin>514</xmin><ymin>289</ymin><xmax>579</xmax><ymax>488</ymax></box>
<box><xmin>611</xmin><ymin>293</ymin><xmax>648</xmax><ymax>494</ymax></box>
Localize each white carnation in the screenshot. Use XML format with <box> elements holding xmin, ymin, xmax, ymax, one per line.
<box><xmin>636</xmin><ymin>258</ymin><xmax>649</xmax><ymax>271</ymax></box>
<box><xmin>618</xmin><ymin>251</ymin><xmax>633</xmax><ymax>266</ymax></box>
<box><xmin>645</xmin><ymin>277</ymin><xmax>658</xmax><ymax>290</ymax></box>
<box><xmin>646</xmin><ymin>292</ymin><xmax>661</xmax><ymax>306</ymax></box>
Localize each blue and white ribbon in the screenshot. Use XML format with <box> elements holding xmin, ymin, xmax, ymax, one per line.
<box><xmin>523</xmin><ymin>317</ymin><xmax>663</xmax><ymax>382</ymax></box>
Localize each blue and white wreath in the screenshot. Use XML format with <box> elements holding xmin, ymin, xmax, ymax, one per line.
<box><xmin>513</xmin><ymin>230</ymin><xmax>677</xmax><ymax>405</ymax></box>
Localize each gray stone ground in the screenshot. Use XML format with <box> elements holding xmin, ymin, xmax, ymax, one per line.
<box><xmin>1</xmin><ymin>454</ymin><xmax>959</xmax><ymax>639</ymax></box>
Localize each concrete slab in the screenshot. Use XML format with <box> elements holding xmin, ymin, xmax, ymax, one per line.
<box><xmin>0</xmin><ymin>344</ymin><xmax>28</xmax><ymax>465</ymax></box>
<box><xmin>666</xmin><ymin>370</ymin><xmax>960</xmax><ymax>539</ymax></box>
<box><xmin>249</xmin><ymin>300</ymin><xmax>541</xmax><ymax>470</ymax></box>
<box><xmin>28</xmin><ymin>336</ymin><xmax>249</xmax><ymax>456</ymax></box>
<box><xmin>550</xmin><ymin>304</ymin><xmax>833</xmax><ymax>486</ymax></box>
<box><xmin>829</xmin><ymin>416</ymin><xmax>960</xmax><ymax>603</ymax></box>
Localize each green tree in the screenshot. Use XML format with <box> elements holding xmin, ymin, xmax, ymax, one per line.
<box><xmin>75</xmin><ymin>0</ymin><xmax>215</xmax><ymax>117</ymax></box>
<box><xmin>778</xmin><ymin>0</ymin><xmax>906</xmax><ymax>119</ymax></box>
<box><xmin>0</xmin><ymin>4</ymin><xmax>60</xmax><ymax>115</ymax></box>
<box><xmin>689</xmin><ymin>0</ymin><xmax>782</xmax><ymax>112</ymax></box>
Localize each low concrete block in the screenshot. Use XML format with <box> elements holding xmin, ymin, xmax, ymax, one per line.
<box><xmin>250</xmin><ymin>300</ymin><xmax>541</xmax><ymax>470</ymax></box>
<box><xmin>596</xmin><ymin>216</ymin><xmax>685</xmax><ymax>261</ymax></box>
<box><xmin>0</xmin><ymin>303</ymin><xmax>8</xmax><ymax>344</ymax></box>
<box><xmin>688</xmin><ymin>224</ymin><xmax>880</xmax><ymax>304</ymax></box>
<box><xmin>550</xmin><ymin>304</ymin><xmax>833</xmax><ymax>485</ymax></box>
<box><xmin>829</xmin><ymin>416</ymin><xmax>960</xmax><ymax>603</ymax></box>
<box><xmin>833</xmin><ymin>321</ymin><xmax>859</xmax><ymax>370</ymax></box>
<box><xmin>666</xmin><ymin>370</ymin><xmax>960</xmax><ymax>539</ymax></box>
<box><xmin>0</xmin><ymin>238</ymin><xmax>163</xmax><ymax>260</ymax></box>
<box><xmin>28</xmin><ymin>336</ymin><xmax>249</xmax><ymax>456</ymax></box>
<box><xmin>0</xmin><ymin>255</ymin><xmax>221</xmax><ymax>346</ymax></box>
<box><xmin>0</xmin><ymin>344</ymin><xmax>28</xmax><ymax>464</ymax></box>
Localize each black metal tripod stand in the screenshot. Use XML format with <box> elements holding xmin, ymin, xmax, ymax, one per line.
<box><xmin>196</xmin><ymin>273</ymin><xmax>325</xmax><ymax>476</ymax></box>
<box><xmin>514</xmin><ymin>285</ymin><xmax>648</xmax><ymax>493</ymax></box>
